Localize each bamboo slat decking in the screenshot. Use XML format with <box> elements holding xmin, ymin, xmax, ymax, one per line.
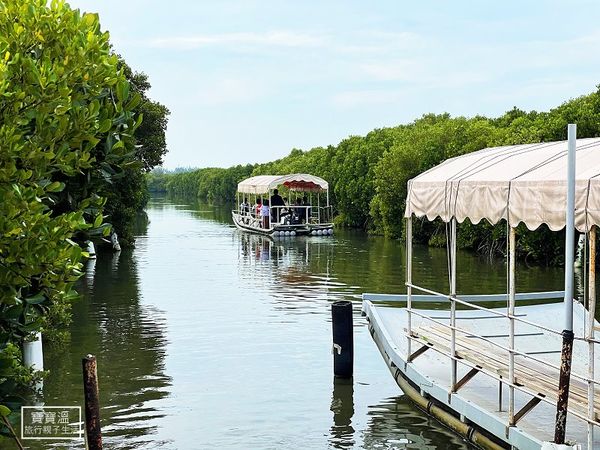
<box><xmin>412</xmin><ymin>323</ymin><xmax>600</xmax><ymax>424</ymax></box>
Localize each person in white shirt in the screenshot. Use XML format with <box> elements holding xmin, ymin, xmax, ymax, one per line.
<box><xmin>239</xmin><ymin>197</ymin><xmax>250</xmax><ymax>215</ymax></box>
<box><xmin>260</xmin><ymin>199</ymin><xmax>270</xmax><ymax>228</ymax></box>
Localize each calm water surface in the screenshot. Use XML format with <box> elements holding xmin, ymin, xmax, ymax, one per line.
<box><xmin>33</xmin><ymin>196</ymin><xmax>567</xmax><ymax>449</ymax></box>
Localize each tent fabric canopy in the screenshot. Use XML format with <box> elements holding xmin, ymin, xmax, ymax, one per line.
<box><xmin>237</xmin><ymin>174</ymin><xmax>329</xmax><ymax>195</ymax></box>
<box><xmin>404</xmin><ymin>138</ymin><xmax>600</xmax><ymax>232</ymax></box>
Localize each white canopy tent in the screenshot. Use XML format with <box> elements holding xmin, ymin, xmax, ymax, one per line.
<box><xmin>237</xmin><ymin>174</ymin><xmax>329</xmax><ymax>195</ymax></box>
<box><xmin>405</xmin><ymin>137</ymin><xmax>600</xmax><ymax>232</ymax></box>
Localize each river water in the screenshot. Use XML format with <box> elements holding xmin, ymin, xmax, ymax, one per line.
<box><xmin>35</xmin><ymin>196</ymin><xmax>568</xmax><ymax>449</ymax></box>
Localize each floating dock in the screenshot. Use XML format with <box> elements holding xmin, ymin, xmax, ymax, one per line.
<box><xmin>363</xmin><ymin>296</ymin><xmax>597</xmax><ymax>449</ymax></box>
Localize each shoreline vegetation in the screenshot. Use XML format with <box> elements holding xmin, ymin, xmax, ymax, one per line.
<box><xmin>0</xmin><ymin>0</ymin><xmax>168</xmax><ymax>440</ymax></box>
<box><xmin>149</xmin><ymin>85</ymin><xmax>600</xmax><ymax>267</ymax></box>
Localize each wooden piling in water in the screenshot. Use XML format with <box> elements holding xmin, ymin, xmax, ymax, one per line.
<box><xmin>82</xmin><ymin>354</ymin><xmax>102</xmax><ymax>450</ymax></box>
<box><xmin>332</xmin><ymin>301</ymin><xmax>353</xmax><ymax>378</ymax></box>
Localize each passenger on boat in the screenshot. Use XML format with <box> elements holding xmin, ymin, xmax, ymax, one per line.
<box><xmin>260</xmin><ymin>199</ymin><xmax>270</xmax><ymax>229</ymax></box>
<box><xmin>239</xmin><ymin>197</ymin><xmax>250</xmax><ymax>215</ymax></box>
<box><xmin>302</xmin><ymin>195</ymin><xmax>311</xmax><ymax>223</ymax></box>
<box><xmin>292</xmin><ymin>198</ymin><xmax>303</xmax><ymax>224</ymax></box>
<box><xmin>278</xmin><ymin>197</ymin><xmax>290</xmax><ymax>223</ymax></box>
<box><xmin>279</xmin><ymin>208</ymin><xmax>291</xmax><ymax>224</ymax></box>
<box><xmin>255</xmin><ymin>198</ymin><xmax>262</xmax><ymax>217</ymax></box>
<box><xmin>278</xmin><ymin>197</ymin><xmax>292</xmax><ymax>224</ymax></box>
<box><xmin>270</xmin><ymin>189</ymin><xmax>285</xmax><ymax>223</ymax></box>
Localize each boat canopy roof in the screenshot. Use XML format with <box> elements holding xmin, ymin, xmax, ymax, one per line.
<box><xmin>237</xmin><ymin>174</ymin><xmax>329</xmax><ymax>194</ymax></box>
<box><xmin>405</xmin><ymin>138</ymin><xmax>600</xmax><ymax>232</ymax></box>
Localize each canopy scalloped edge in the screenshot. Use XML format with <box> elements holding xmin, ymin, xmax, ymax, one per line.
<box><xmin>404</xmin><ymin>138</ymin><xmax>600</xmax><ymax>233</ymax></box>
<box><xmin>237</xmin><ymin>173</ymin><xmax>329</xmax><ymax>195</ymax></box>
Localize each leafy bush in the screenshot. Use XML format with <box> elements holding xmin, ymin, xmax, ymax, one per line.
<box><xmin>0</xmin><ymin>0</ymin><xmax>141</xmax><ymax>431</ymax></box>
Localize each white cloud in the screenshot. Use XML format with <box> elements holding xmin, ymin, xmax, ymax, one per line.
<box><xmin>483</xmin><ymin>77</ymin><xmax>597</xmax><ymax>106</ymax></box>
<box><xmin>333</xmin><ymin>31</ymin><xmax>426</xmax><ymax>55</ymax></box>
<box><xmin>332</xmin><ymin>89</ymin><xmax>409</xmax><ymax>107</ymax></box>
<box><xmin>149</xmin><ymin>31</ymin><xmax>326</xmax><ymax>50</ymax></box>
<box><xmin>359</xmin><ymin>59</ymin><xmax>424</xmax><ymax>81</ymax></box>
<box><xmin>196</xmin><ymin>78</ymin><xmax>267</xmax><ymax>105</ymax></box>
<box><xmin>146</xmin><ymin>29</ymin><xmax>428</xmax><ymax>56</ymax></box>
<box><xmin>364</xmin><ymin>30</ymin><xmax>425</xmax><ymax>48</ymax></box>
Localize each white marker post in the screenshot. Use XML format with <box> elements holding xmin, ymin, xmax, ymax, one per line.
<box><xmin>554</xmin><ymin>124</ymin><xmax>577</xmax><ymax>444</ymax></box>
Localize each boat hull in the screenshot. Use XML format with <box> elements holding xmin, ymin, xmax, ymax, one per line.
<box><xmin>232</xmin><ymin>212</ymin><xmax>333</xmax><ymax>236</ymax></box>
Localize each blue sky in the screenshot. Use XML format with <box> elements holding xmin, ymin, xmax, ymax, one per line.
<box><xmin>68</xmin><ymin>0</ymin><xmax>600</xmax><ymax>169</ymax></box>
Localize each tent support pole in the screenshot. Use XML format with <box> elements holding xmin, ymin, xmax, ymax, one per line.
<box><xmin>450</xmin><ymin>218</ymin><xmax>457</xmax><ymax>392</ymax></box>
<box><xmin>318</xmin><ymin>192</ymin><xmax>320</xmax><ymax>223</ymax></box>
<box><xmin>588</xmin><ymin>225</ymin><xmax>596</xmax><ymax>450</ymax></box>
<box><xmin>555</xmin><ymin>123</ymin><xmax>577</xmax><ymax>445</ymax></box>
<box><xmin>406</xmin><ymin>215</ymin><xmax>413</xmax><ymax>360</ymax></box>
<box><xmin>508</xmin><ymin>226</ymin><xmax>516</xmax><ymax>426</ymax></box>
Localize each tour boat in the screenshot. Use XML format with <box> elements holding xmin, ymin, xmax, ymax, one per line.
<box><xmin>363</xmin><ymin>129</ymin><xmax>600</xmax><ymax>449</ymax></box>
<box><xmin>232</xmin><ymin>173</ymin><xmax>334</xmax><ymax>237</ymax></box>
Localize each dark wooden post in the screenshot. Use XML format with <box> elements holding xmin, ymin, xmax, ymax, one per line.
<box><xmin>82</xmin><ymin>354</ymin><xmax>102</xmax><ymax>450</ymax></box>
<box><xmin>554</xmin><ymin>330</ymin><xmax>574</xmax><ymax>444</ymax></box>
<box><xmin>332</xmin><ymin>301</ymin><xmax>353</xmax><ymax>378</ymax></box>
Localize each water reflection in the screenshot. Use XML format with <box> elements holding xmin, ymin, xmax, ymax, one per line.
<box><xmin>362</xmin><ymin>397</ymin><xmax>469</xmax><ymax>450</ymax></box>
<box><xmin>153</xmin><ymin>193</ymin><xmax>234</xmax><ymax>224</ymax></box>
<box><xmin>41</xmin><ymin>244</ymin><xmax>172</xmax><ymax>448</ymax></box>
<box><xmin>330</xmin><ymin>377</ymin><xmax>355</xmax><ymax>449</ymax></box>
<box><xmin>85</xmin><ymin>257</ymin><xmax>97</xmax><ymax>286</ymax></box>
<box><xmin>237</xmin><ymin>233</ymin><xmax>350</xmax><ymax>316</ymax></box>
<box><xmin>238</xmin><ymin>232</ymin><xmax>280</xmax><ymax>263</ymax></box>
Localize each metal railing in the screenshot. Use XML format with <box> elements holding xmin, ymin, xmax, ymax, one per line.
<box><xmin>234</xmin><ymin>204</ymin><xmax>333</xmax><ymax>228</ymax></box>
<box><xmin>268</xmin><ymin>205</ymin><xmax>333</xmax><ymax>225</ymax></box>
<box><xmin>270</xmin><ymin>205</ymin><xmax>310</xmax><ymax>225</ymax></box>
<box><xmin>401</xmin><ymin>286</ymin><xmax>598</xmax><ymax>445</ymax></box>
<box><xmin>401</xmin><ymin>218</ymin><xmax>598</xmax><ymax>447</ymax></box>
<box><xmin>314</xmin><ymin>205</ymin><xmax>333</xmax><ymax>224</ymax></box>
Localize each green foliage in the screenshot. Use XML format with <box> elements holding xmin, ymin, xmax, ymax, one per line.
<box><xmin>119</xmin><ymin>59</ymin><xmax>170</xmax><ymax>172</ymax></box>
<box><xmin>165</xmin><ymin>165</ymin><xmax>254</xmax><ymax>203</ymax></box>
<box><xmin>146</xmin><ymin>168</ymin><xmax>169</xmax><ymax>193</ymax></box>
<box><xmin>0</xmin><ymin>0</ymin><xmax>141</xmax><ymax>422</ymax></box>
<box><xmin>164</xmin><ymin>168</ymin><xmax>201</xmax><ymax>197</ymax></box>
<box><xmin>104</xmin><ymin>167</ymin><xmax>150</xmax><ymax>247</ymax></box>
<box><xmin>103</xmin><ymin>58</ymin><xmax>169</xmax><ymax>247</ymax></box>
<box><xmin>371</xmin><ymin>115</ymin><xmax>499</xmax><ymax>237</ymax></box>
<box><xmin>331</xmin><ymin>130</ymin><xmax>395</xmax><ymax>228</ymax></box>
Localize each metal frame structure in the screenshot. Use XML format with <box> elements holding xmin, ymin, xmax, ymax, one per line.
<box><xmin>232</xmin><ymin>174</ymin><xmax>334</xmax><ymax>236</ymax></box>
<box><xmin>396</xmin><ymin>125</ymin><xmax>600</xmax><ymax>449</ymax></box>
<box><xmin>364</xmin><ymin>124</ymin><xmax>598</xmax><ymax>449</ymax></box>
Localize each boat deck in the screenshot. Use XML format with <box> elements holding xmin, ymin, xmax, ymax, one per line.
<box><xmin>363</xmin><ymin>300</ymin><xmax>598</xmax><ymax>449</ymax></box>
<box><xmin>413</xmin><ymin>323</ymin><xmax>600</xmax><ymax>423</ymax></box>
